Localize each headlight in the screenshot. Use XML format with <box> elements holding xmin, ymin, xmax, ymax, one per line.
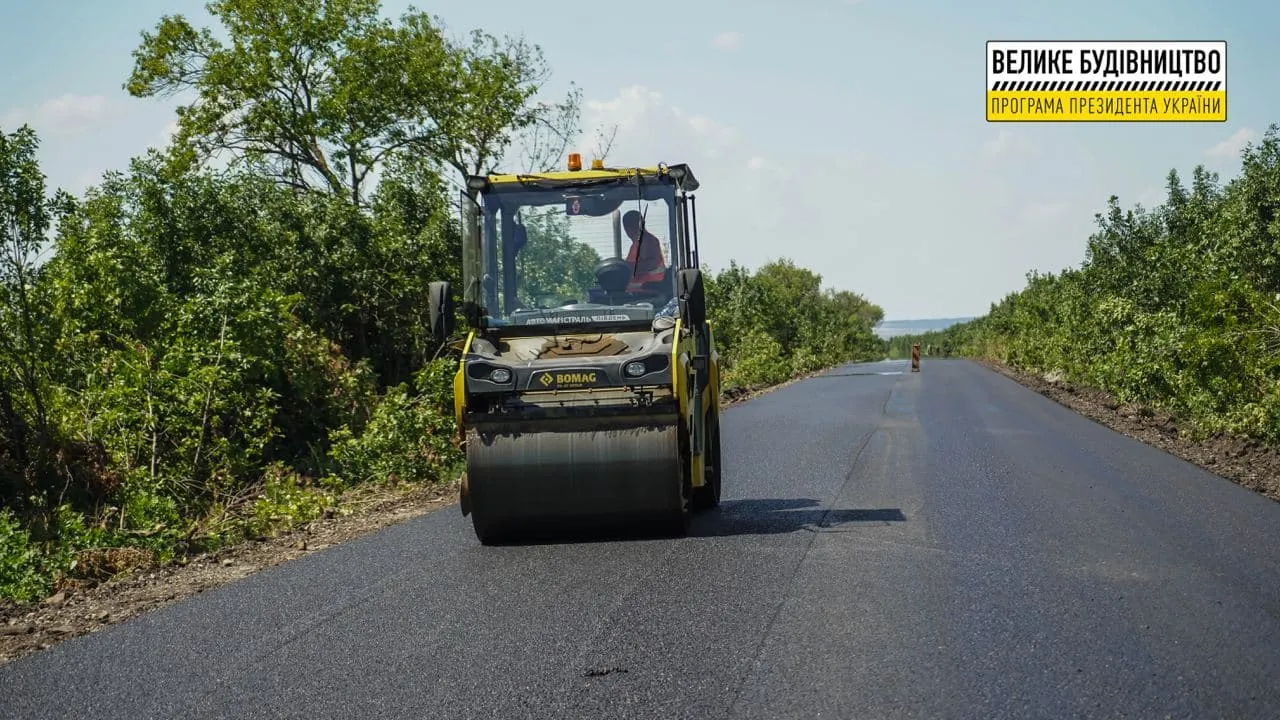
<box><xmin>489</xmin><ymin>367</ymin><xmax>512</xmax><ymax>383</ymax></box>
<box><xmin>624</xmin><ymin>361</ymin><xmax>647</xmax><ymax>378</ymax></box>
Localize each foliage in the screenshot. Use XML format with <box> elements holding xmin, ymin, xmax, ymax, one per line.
<box><xmin>326</xmin><ymin>358</ymin><xmax>463</xmax><ymax>488</ymax></box>
<box><xmin>893</xmin><ymin>124</ymin><xmax>1280</xmax><ymax>442</ymax></box>
<box><xmin>0</xmin><ymin>141</ymin><xmax>473</xmax><ymax>598</ymax></box>
<box><xmin>0</xmin><ymin>125</ymin><xmax>62</xmax><ymax>512</ymax></box>
<box><xmin>242</xmin><ymin>463</ymin><xmax>338</xmax><ymax>540</ymax></box>
<box><xmin>514</xmin><ymin>207</ymin><xmax>601</xmax><ymax>304</ymax></box>
<box><xmin>705</xmin><ymin>259</ymin><xmax>885</xmax><ymax>388</ymax></box>
<box><xmin>0</xmin><ymin>509</ymin><xmax>46</xmax><ymax>603</ymax></box>
<box><xmin>0</xmin><ymin>0</ymin><xmax>882</xmax><ymax>602</ymax></box>
<box><xmin>126</xmin><ymin>0</ymin><xmax>580</xmax><ymax>202</ymax></box>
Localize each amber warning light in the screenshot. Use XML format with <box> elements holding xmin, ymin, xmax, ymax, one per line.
<box><xmin>567</xmin><ymin>153</ymin><xmax>582</xmax><ymax>171</ymax></box>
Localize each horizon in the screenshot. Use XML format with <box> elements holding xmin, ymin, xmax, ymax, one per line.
<box><xmin>876</xmin><ymin>316</ymin><xmax>977</xmax><ymax>324</ymax></box>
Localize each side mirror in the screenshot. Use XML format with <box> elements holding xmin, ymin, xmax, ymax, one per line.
<box><xmin>675</xmin><ymin>268</ymin><xmax>705</xmax><ymax>327</ymax></box>
<box><xmin>429</xmin><ymin>280</ymin><xmax>456</xmax><ymax>344</ymax></box>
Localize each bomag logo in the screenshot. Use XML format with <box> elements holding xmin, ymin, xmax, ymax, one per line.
<box><xmin>534</xmin><ymin>370</ymin><xmax>601</xmax><ymax>389</ymax></box>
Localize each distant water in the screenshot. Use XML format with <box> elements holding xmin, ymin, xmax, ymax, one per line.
<box><xmin>873</xmin><ymin>317</ymin><xmax>974</xmax><ymax>339</ymax></box>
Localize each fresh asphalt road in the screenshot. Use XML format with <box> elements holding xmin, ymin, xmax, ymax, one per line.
<box><xmin>3</xmin><ymin>359</ymin><xmax>1279</xmax><ymax>719</ymax></box>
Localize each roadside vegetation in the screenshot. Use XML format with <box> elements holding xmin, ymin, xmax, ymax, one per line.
<box><xmin>0</xmin><ymin>0</ymin><xmax>884</xmax><ymax>603</ymax></box>
<box><xmin>893</xmin><ymin>125</ymin><xmax>1280</xmax><ymax>446</ymax></box>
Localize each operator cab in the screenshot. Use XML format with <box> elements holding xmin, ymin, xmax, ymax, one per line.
<box><xmin>455</xmin><ymin>157</ymin><xmax>701</xmax><ymax>335</ymax></box>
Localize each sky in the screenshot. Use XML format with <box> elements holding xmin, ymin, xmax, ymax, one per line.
<box><xmin>1</xmin><ymin>0</ymin><xmax>1277</xmax><ymax>321</ymax></box>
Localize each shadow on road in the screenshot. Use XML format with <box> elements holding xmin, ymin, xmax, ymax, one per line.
<box><xmin>813</xmin><ymin>371</ymin><xmax>904</xmax><ymax>378</ymax></box>
<box><xmin>690</xmin><ymin>498</ymin><xmax>906</xmax><ymax>537</ymax></box>
<box><xmin>472</xmin><ymin>499</ymin><xmax>905</xmax><ymax>546</ymax></box>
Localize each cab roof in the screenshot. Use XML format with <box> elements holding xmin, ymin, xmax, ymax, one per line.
<box><xmin>467</xmin><ymin>162</ymin><xmax>699</xmax><ymax>193</ymax></box>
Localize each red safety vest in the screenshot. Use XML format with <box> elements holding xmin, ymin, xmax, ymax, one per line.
<box><xmin>625</xmin><ymin>232</ymin><xmax>667</xmax><ymax>291</ymax></box>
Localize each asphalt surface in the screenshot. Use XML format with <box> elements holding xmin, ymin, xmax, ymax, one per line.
<box><xmin>3</xmin><ymin>358</ymin><xmax>1279</xmax><ymax>719</ymax></box>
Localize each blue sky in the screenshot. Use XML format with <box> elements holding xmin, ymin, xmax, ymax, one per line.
<box><xmin>1</xmin><ymin>0</ymin><xmax>1275</xmax><ymax>320</ymax></box>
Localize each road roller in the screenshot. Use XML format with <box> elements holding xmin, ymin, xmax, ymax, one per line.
<box><xmin>427</xmin><ymin>155</ymin><xmax>723</xmax><ymax>544</ymax></box>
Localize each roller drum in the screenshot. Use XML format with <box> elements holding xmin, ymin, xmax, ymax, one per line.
<box><xmin>465</xmin><ymin>421</ymin><xmax>687</xmax><ymax>542</ymax></box>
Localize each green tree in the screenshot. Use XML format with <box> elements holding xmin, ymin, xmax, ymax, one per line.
<box><xmin>125</xmin><ymin>0</ymin><xmax>580</xmax><ymax>204</ymax></box>
<box><xmin>0</xmin><ymin>124</ymin><xmax>62</xmax><ymax>508</ymax></box>
<box><xmin>514</xmin><ymin>207</ymin><xmax>601</xmax><ymax>304</ymax></box>
<box><xmin>703</xmin><ymin>258</ymin><xmax>885</xmax><ymax>387</ymax></box>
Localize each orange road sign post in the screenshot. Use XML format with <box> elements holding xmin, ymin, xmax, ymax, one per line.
<box><xmin>911</xmin><ymin>344</ymin><xmax>920</xmax><ymax>372</ymax></box>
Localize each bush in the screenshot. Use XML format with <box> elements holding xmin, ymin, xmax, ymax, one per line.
<box><xmin>0</xmin><ymin>510</ymin><xmax>47</xmax><ymax>603</ymax></box>
<box><xmin>895</xmin><ymin>125</ymin><xmax>1280</xmax><ymax>442</ymax></box>
<box><xmin>706</xmin><ymin>259</ymin><xmax>885</xmax><ymax>389</ymax></box>
<box><xmin>325</xmin><ymin>358</ymin><xmax>463</xmax><ymax>487</ymax></box>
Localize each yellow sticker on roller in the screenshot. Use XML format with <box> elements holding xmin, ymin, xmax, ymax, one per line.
<box><xmin>531</xmin><ymin>369</ymin><xmax>603</xmax><ymax>390</ymax></box>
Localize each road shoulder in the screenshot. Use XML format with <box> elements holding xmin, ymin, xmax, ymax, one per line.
<box><xmin>0</xmin><ymin>481</ymin><xmax>457</xmax><ymax>667</ymax></box>
<box><xmin>973</xmin><ymin>358</ymin><xmax>1280</xmax><ymax>504</ymax></box>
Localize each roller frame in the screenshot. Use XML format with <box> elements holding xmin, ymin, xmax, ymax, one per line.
<box><xmin>454</xmin><ymin>320</ymin><xmax>720</xmax><ymax>545</ymax></box>
<box><xmin>441</xmin><ymin>162</ymin><xmax>721</xmax><ymax>544</ymax></box>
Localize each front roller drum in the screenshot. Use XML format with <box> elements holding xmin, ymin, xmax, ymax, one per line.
<box><xmin>465</xmin><ymin>423</ymin><xmax>688</xmax><ymax>544</ymax></box>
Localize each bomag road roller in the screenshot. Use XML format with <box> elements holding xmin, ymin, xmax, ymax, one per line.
<box><xmin>427</xmin><ymin>155</ymin><xmax>723</xmax><ymax>545</ymax></box>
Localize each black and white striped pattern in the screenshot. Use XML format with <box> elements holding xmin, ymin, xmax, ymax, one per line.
<box><xmin>990</xmin><ymin>80</ymin><xmax>1224</xmax><ymax>92</ymax></box>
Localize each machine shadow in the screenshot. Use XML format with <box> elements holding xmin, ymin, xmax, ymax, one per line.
<box><xmin>688</xmin><ymin>498</ymin><xmax>906</xmax><ymax>537</ymax></box>
<box><xmin>812</xmin><ymin>371</ymin><xmax>904</xmax><ymax>378</ymax></box>
<box><xmin>477</xmin><ymin>499</ymin><xmax>905</xmax><ymax>546</ymax></box>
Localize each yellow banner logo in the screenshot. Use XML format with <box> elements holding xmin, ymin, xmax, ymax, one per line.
<box><xmin>986</xmin><ymin>41</ymin><xmax>1227</xmax><ymax>122</ymax></box>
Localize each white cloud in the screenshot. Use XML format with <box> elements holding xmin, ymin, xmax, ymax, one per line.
<box><xmin>711</xmin><ymin>31</ymin><xmax>743</xmax><ymax>51</ymax></box>
<box><xmin>684</xmin><ymin>114</ymin><xmax>740</xmax><ymax>158</ymax></box>
<box><xmin>161</xmin><ymin>119</ymin><xmax>181</xmax><ymax>143</ymax></box>
<box><xmin>579</xmin><ymin>85</ymin><xmax>784</xmax><ymax>273</ymax></box>
<box><xmin>582</xmin><ymin>85</ymin><xmax>746</xmax><ymax>164</ymax></box>
<box><xmin>583</xmin><ymin>85</ymin><xmax>663</xmax><ymax>134</ymax></box>
<box><xmin>1205</xmin><ymin>127</ymin><xmax>1258</xmax><ymax>159</ymax></box>
<box><xmin>982</xmin><ymin>128</ymin><xmax>1034</xmax><ymax>158</ymax></box>
<box><xmin>1022</xmin><ymin>201</ymin><xmax>1068</xmax><ymax>223</ymax></box>
<box><xmin>1</xmin><ymin>94</ymin><xmax>111</xmax><ymax>137</ymax></box>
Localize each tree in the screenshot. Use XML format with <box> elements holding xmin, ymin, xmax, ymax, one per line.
<box><xmin>435</xmin><ymin>30</ymin><xmax>582</xmax><ymax>180</ymax></box>
<box><xmin>515</xmin><ymin>207</ymin><xmax>601</xmax><ymax>303</ymax></box>
<box><xmin>591</xmin><ymin>123</ymin><xmax>619</xmax><ymax>164</ymax></box>
<box><xmin>126</xmin><ymin>0</ymin><xmax>580</xmax><ymax>205</ymax></box>
<box><xmin>0</xmin><ymin>124</ymin><xmax>61</xmax><ymax>504</ymax></box>
<box><xmin>703</xmin><ymin>258</ymin><xmax>885</xmax><ymax>385</ymax></box>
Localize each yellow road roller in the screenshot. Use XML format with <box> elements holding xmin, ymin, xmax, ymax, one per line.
<box><xmin>427</xmin><ymin>156</ymin><xmax>722</xmax><ymax>544</ymax></box>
